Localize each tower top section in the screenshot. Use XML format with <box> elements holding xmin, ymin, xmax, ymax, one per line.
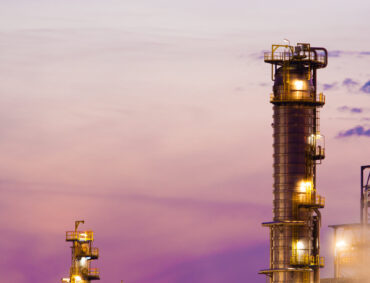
<box><xmin>62</xmin><ymin>220</ymin><xmax>100</xmax><ymax>283</ymax></box>
<box><xmin>264</xmin><ymin>43</ymin><xmax>328</xmax><ymax>70</ymax></box>
<box><xmin>264</xmin><ymin>42</ymin><xmax>328</xmax><ymax>105</ymax></box>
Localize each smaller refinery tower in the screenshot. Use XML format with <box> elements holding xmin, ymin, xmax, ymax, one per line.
<box><xmin>62</xmin><ymin>220</ymin><xmax>100</xmax><ymax>283</ymax></box>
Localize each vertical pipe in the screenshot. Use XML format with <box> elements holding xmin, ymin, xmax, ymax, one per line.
<box><xmin>313</xmin><ymin>208</ymin><xmax>321</xmax><ymax>282</ymax></box>
<box><xmin>361</xmin><ymin>166</ymin><xmax>364</xmax><ymax>225</ymax></box>
<box><xmin>333</xmin><ymin>228</ymin><xmax>339</xmax><ymax>279</ymax></box>
<box><xmin>270</xmin><ymin>227</ymin><xmax>273</xmax><ymax>269</ymax></box>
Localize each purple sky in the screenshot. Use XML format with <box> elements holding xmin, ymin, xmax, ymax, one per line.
<box><xmin>0</xmin><ymin>1</ymin><xmax>370</xmax><ymax>282</ymax></box>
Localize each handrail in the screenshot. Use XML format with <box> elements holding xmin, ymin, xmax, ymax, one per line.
<box><xmin>66</xmin><ymin>231</ymin><xmax>94</xmax><ymax>242</ymax></box>
<box><xmin>296</xmin><ymin>192</ymin><xmax>325</xmax><ymax>207</ymax></box>
<box><xmin>290</xmin><ymin>254</ymin><xmax>324</xmax><ymax>267</ymax></box>
<box><xmin>339</xmin><ymin>255</ymin><xmax>353</xmax><ymax>264</ymax></box>
<box><xmin>270</xmin><ymin>92</ymin><xmax>325</xmax><ymax>104</ymax></box>
<box><xmin>76</xmin><ymin>246</ymin><xmax>99</xmax><ymax>258</ymax></box>
<box><xmin>88</xmin><ymin>268</ymin><xmax>100</xmax><ymax>276</ymax></box>
<box><xmin>264</xmin><ymin>52</ymin><xmax>326</xmax><ymax>64</ymax></box>
<box><xmin>91</xmin><ymin>247</ymin><xmax>99</xmax><ymax>257</ymax></box>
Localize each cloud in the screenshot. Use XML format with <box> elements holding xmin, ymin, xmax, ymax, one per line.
<box><xmin>328</xmin><ymin>50</ymin><xmax>342</xmax><ymax>57</ymax></box>
<box><xmin>341</xmin><ymin>78</ymin><xmax>360</xmax><ymax>92</ymax></box>
<box><xmin>351</xmin><ymin>108</ymin><xmax>363</xmax><ymax>113</ymax></box>
<box><xmin>360</xmin><ymin>81</ymin><xmax>370</xmax><ymax>94</ymax></box>
<box><xmin>328</xmin><ymin>50</ymin><xmax>370</xmax><ymax>58</ymax></box>
<box><xmin>337</xmin><ymin>126</ymin><xmax>370</xmax><ymax>138</ymax></box>
<box><xmin>323</xmin><ymin>82</ymin><xmax>337</xmax><ymax>90</ymax></box>
<box><xmin>342</xmin><ymin>78</ymin><xmax>359</xmax><ymax>87</ymax></box>
<box><xmin>249</xmin><ymin>50</ymin><xmax>268</xmax><ymax>60</ymax></box>
<box><xmin>340</xmin><ymin>79</ymin><xmax>370</xmax><ymax>94</ymax></box>
<box><xmin>337</xmin><ymin>106</ymin><xmax>363</xmax><ymax>113</ymax></box>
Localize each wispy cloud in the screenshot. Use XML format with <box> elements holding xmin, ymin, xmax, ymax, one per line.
<box><xmin>342</xmin><ymin>78</ymin><xmax>360</xmax><ymax>92</ymax></box>
<box><xmin>360</xmin><ymin>81</ymin><xmax>370</xmax><ymax>94</ymax></box>
<box><xmin>338</xmin><ymin>106</ymin><xmax>363</xmax><ymax>113</ymax></box>
<box><xmin>342</xmin><ymin>78</ymin><xmax>359</xmax><ymax>87</ymax></box>
<box><xmin>328</xmin><ymin>50</ymin><xmax>370</xmax><ymax>58</ymax></box>
<box><xmin>328</xmin><ymin>50</ymin><xmax>342</xmax><ymax>57</ymax></box>
<box><xmin>337</xmin><ymin>126</ymin><xmax>370</xmax><ymax>138</ymax></box>
<box><xmin>248</xmin><ymin>50</ymin><xmax>268</xmax><ymax>60</ymax></box>
<box><xmin>350</xmin><ymin>108</ymin><xmax>362</xmax><ymax>113</ymax></box>
<box><xmin>323</xmin><ymin>82</ymin><xmax>337</xmax><ymax>90</ymax></box>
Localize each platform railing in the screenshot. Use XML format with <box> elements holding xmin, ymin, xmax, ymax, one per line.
<box><xmin>297</xmin><ymin>193</ymin><xmax>325</xmax><ymax>207</ymax></box>
<box><xmin>270</xmin><ymin>92</ymin><xmax>325</xmax><ymax>104</ymax></box>
<box><xmin>290</xmin><ymin>254</ymin><xmax>324</xmax><ymax>267</ymax></box>
<box><xmin>88</xmin><ymin>268</ymin><xmax>100</xmax><ymax>277</ymax></box>
<box><xmin>66</xmin><ymin>231</ymin><xmax>94</xmax><ymax>242</ymax></box>
<box><xmin>91</xmin><ymin>247</ymin><xmax>99</xmax><ymax>258</ymax></box>
<box><xmin>264</xmin><ymin>52</ymin><xmax>326</xmax><ymax>64</ymax></box>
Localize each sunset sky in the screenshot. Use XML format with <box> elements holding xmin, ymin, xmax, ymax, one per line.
<box><xmin>0</xmin><ymin>1</ymin><xmax>370</xmax><ymax>282</ymax></box>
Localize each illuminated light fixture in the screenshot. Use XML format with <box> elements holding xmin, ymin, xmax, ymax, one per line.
<box><xmin>308</xmin><ymin>134</ymin><xmax>315</xmax><ymax>145</ymax></box>
<box><xmin>308</xmin><ymin>134</ymin><xmax>324</xmax><ymax>147</ymax></box>
<box><xmin>336</xmin><ymin>240</ymin><xmax>347</xmax><ymax>249</ymax></box>
<box><xmin>293</xmin><ymin>80</ymin><xmax>304</xmax><ymax>90</ymax></box>
<box><xmin>296</xmin><ymin>241</ymin><xmax>305</xmax><ymax>259</ymax></box>
<box><xmin>297</xmin><ymin>241</ymin><xmax>304</xmax><ymax>250</ymax></box>
<box><xmin>79</xmin><ymin>233</ymin><xmax>88</xmax><ymax>241</ymax></box>
<box><xmin>298</xmin><ymin>181</ymin><xmax>312</xmax><ymax>193</ymax></box>
<box><xmin>73</xmin><ymin>275</ymin><xmax>82</xmax><ymax>282</ymax></box>
<box><xmin>80</xmin><ymin>257</ymin><xmax>87</xmax><ymax>266</ymax></box>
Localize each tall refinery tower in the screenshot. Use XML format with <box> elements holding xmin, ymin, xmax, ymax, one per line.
<box><xmin>260</xmin><ymin>43</ymin><xmax>328</xmax><ymax>283</ymax></box>
<box><xmin>62</xmin><ymin>221</ymin><xmax>100</xmax><ymax>283</ymax></box>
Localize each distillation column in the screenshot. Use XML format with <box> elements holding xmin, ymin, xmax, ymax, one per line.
<box><xmin>62</xmin><ymin>221</ymin><xmax>100</xmax><ymax>283</ymax></box>
<box><xmin>260</xmin><ymin>43</ymin><xmax>328</xmax><ymax>283</ymax></box>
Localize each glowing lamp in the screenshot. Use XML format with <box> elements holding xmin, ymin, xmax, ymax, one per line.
<box><xmin>293</xmin><ymin>80</ymin><xmax>305</xmax><ymax>90</ymax></box>
<box><xmin>80</xmin><ymin>257</ymin><xmax>87</xmax><ymax>266</ymax></box>
<box><xmin>297</xmin><ymin>241</ymin><xmax>304</xmax><ymax>250</ymax></box>
<box><xmin>336</xmin><ymin>240</ymin><xmax>347</xmax><ymax>250</ymax></box>
<box><xmin>298</xmin><ymin>181</ymin><xmax>312</xmax><ymax>193</ymax></box>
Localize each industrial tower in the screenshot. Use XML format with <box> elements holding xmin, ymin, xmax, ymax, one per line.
<box><xmin>62</xmin><ymin>221</ymin><xmax>100</xmax><ymax>283</ymax></box>
<box><xmin>260</xmin><ymin>43</ymin><xmax>328</xmax><ymax>283</ymax></box>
